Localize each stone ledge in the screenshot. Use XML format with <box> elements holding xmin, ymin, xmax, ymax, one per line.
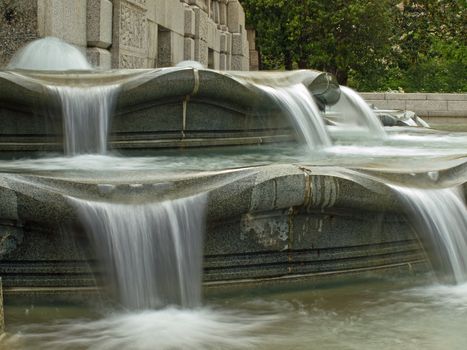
<box><xmin>361</xmin><ymin>93</ymin><xmax>467</xmax><ymax>118</ymax></box>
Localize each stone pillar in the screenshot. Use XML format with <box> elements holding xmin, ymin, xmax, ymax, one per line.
<box><xmin>219</xmin><ymin>31</ymin><xmax>230</xmax><ymax>70</ymax></box>
<box><xmin>227</xmin><ymin>0</ymin><xmax>244</xmax><ymax>34</ymax></box>
<box><xmin>157</xmin><ymin>28</ymin><xmax>172</xmax><ymax>67</ymax></box>
<box><xmin>226</xmin><ymin>0</ymin><xmax>248</xmax><ymax>70</ymax></box>
<box><xmin>193</xmin><ymin>6</ymin><xmax>209</xmax><ymax>67</ymax></box>
<box><xmin>86</xmin><ymin>0</ymin><xmax>113</xmax><ymax>69</ymax></box>
<box><xmin>147</xmin><ymin>20</ymin><xmax>157</xmax><ymax>68</ymax></box>
<box><xmin>247</xmin><ymin>29</ymin><xmax>259</xmax><ymax>71</ymax></box>
<box><xmin>219</xmin><ymin>0</ymin><xmax>228</xmax><ymax>30</ymax></box>
<box><xmin>212</xmin><ymin>0</ymin><xmax>220</xmax><ymax>24</ymax></box>
<box><xmin>111</xmin><ymin>0</ymin><xmax>149</xmax><ymax>68</ymax></box>
<box><xmin>184</xmin><ymin>5</ymin><xmax>196</xmax><ymax>61</ymax></box>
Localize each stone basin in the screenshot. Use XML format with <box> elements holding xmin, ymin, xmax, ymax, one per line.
<box><xmin>0</xmin><ymin>68</ymin><xmax>339</xmax><ymax>157</ymax></box>
<box><xmin>3</xmin><ymin>161</ymin><xmax>465</xmax><ymax>301</ymax></box>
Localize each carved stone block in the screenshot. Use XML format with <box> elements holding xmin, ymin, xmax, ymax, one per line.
<box><xmin>158</xmin><ymin>29</ymin><xmax>173</xmax><ymax>67</ymax></box>
<box><xmin>213</xmin><ymin>50</ymin><xmax>220</xmax><ymax>70</ymax></box>
<box><xmin>207</xmin><ymin>21</ymin><xmax>220</xmax><ymax>52</ymax></box>
<box><xmin>227</xmin><ymin>0</ymin><xmax>245</xmax><ymax>33</ymax></box>
<box><xmin>194</xmin><ymin>38</ymin><xmax>208</xmax><ymax>67</ymax></box>
<box><xmin>220</xmin><ymin>32</ymin><xmax>227</xmax><ymax>53</ymax></box>
<box><xmin>219</xmin><ymin>53</ymin><xmax>227</xmax><ymax>70</ymax></box>
<box><xmin>187</xmin><ymin>0</ymin><xmax>207</xmax><ymax>11</ymax></box>
<box><xmin>193</xmin><ymin>6</ymin><xmax>208</xmax><ymax>41</ymax></box>
<box><xmin>184</xmin><ymin>37</ymin><xmax>195</xmax><ymax>60</ymax></box>
<box><xmin>231</xmin><ymin>54</ymin><xmax>244</xmax><ymax>71</ymax></box>
<box><xmin>0</xmin><ymin>0</ymin><xmax>38</xmax><ymax>67</ymax></box>
<box><xmin>231</xmin><ymin>32</ymin><xmax>243</xmax><ymax>55</ymax></box>
<box><xmin>184</xmin><ymin>7</ymin><xmax>196</xmax><ymax>37</ymax></box>
<box><xmin>225</xmin><ymin>32</ymin><xmax>232</xmax><ymax>54</ymax></box>
<box><xmin>147</xmin><ymin>20</ymin><xmax>158</xmax><ymax>64</ymax></box>
<box><xmin>219</xmin><ymin>0</ymin><xmax>227</xmax><ymax>25</ymax></box>
<box><xmin>247</xmin><ymin>29</ymin><xmax>256</xmax><ymax>51</ymax></box>
<box><xmin>87</xmin><ymin>0</ymin><xmax>113</xmax><ymax>49</ymax></box>
<box><xmin>249</xmin><ymin>50</ymin><xmax>259</xmax><ymax>71</ymax></box>
<box><xmin>112</xmin><ymin>0</ymin><xmax>148</xmax><ymax>68</ymax></box>
<box><xmin>87</xmin><ymin>47</ymin><xmax>112</xmax><ymax>69</ymax></box>
<box><xmin>38</xmin><ymin>0</ymin><xmax>87</xmax><ymax>46</ymax></box>
<box><xmin>120</xmin><ymin>54</ymin><xmax>147</xmax><ymax>68</ymax></box>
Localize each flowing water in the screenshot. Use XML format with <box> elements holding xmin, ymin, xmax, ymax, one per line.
<box><xmin>3</xmin><ymin>279</ymin><xmax>467</xmax><ymax>350</ymax></box>
<box><xmin>70</xmin><ymin>194</ymin><xmax>207</xmax><ymax>309</ymax></box>
<box><xmin>48</xmin><ymin>84</ymin><xmax>120</xmax><ymax>155</ymax></box>
<box><xmin>2</xmin><ymin>52</ymin><xmax>467</xmax><ymax>349</ymax></box>
<box><xmin>327</xmin><ymin>86</ymin><xmax>387</xmax><ymax>137</ymax></box>
<box><xmin>257</xmin><ymin>83</ymin><xmax>331</xmax><ymax>149</ymax></box>
<box><xmin>391</xmin><ymin>186</ymin><xmax>467</xmax><ymax>284</ymax></box>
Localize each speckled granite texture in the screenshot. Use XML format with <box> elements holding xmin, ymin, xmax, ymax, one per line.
<box><xmin>0</xmin><ymin>0</ymin><xmax>38</xmax><ymax>68</ymax></box>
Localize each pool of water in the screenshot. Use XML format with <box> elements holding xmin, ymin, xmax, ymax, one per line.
<box><xmin>2</xmin><ymin>278</ymin><xmax>467</xmax><ymax>350</ymax></box>
<box><xmin>0</xmin><ymin>128</ymin><xmax>466</xmax><ymax>177</ymax></box>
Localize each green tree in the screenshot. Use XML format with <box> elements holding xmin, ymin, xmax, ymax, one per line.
<box><xmin>241</xmin><ymin>0</ymin><xmax>467</xmax><ymax>92</ymax></box>
<box><xmin>391</xmin><ymin>0</ymin><xmax>467</xmax><ymax>92</ymax></box>
<box><xmin>241</xmin><ymin>0</ymin><xmax>398</xmax><ymax>88</ymax></box>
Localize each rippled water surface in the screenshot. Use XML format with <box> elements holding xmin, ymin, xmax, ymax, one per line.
<box><xmin>3</xmin><ymin>279</ymin><xmax>467</xmax><ymax>350</ymax></box>
<box><xmin>0</xmin><ymin>129</ymin><xmax>466</xmax><ymax>177</ymax></box>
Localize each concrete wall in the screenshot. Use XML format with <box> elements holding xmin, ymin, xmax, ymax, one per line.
<box><xmin>0</xmin><ymin>0</ymin><xmax>252</xmax><ymax>70</ymax></box>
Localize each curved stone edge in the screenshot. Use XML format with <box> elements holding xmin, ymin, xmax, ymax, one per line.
<box><xmin>0</xmin><ymin>164</ymin><xmax>451</xmax><ymax>301</ymax></box>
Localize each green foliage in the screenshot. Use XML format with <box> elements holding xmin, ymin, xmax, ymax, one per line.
<box><xmin>241</xmin><ymin>0</ymin><xmax>467</xmax><ymax>92</ymax></box>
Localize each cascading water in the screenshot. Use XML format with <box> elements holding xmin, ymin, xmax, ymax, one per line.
<box><xmin>70</xmin><ymin>194</ymin><xmax>207</xmax><ymax>309</ymax></box>
<box><xmin>391</xmin><ymin>185</ymin><xmax>467</xmax><ymax>284</ymax></box>
<box><xmin>48</xmin><ymin>84</ymin><xmax>120</xmax><ymax>155</ymax></box>
<box><xmin>327</xmin><ymin>85</ymin><xmax>386</xmax><ymax>137</ymax></box>
<box><xmin>257</xmin><ymin>83</ymin><xmax>331</xmax><ymax>150</ymax></box>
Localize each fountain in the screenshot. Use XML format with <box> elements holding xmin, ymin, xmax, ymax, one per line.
<box><xmin>0</xmin><ymin>37</ymin><xmax>466</xmax><ymax>349</ymax></box>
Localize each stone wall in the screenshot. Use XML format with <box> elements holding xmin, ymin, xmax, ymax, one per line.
<box><xmin>0</xmin><ymin>0</ymin><xmax>39</xmax><ymax>68</ymax></box>
<box><xmin>0</xmin><ymin>0</ymin><xmax>252</xmax><ymax>70</ymax></box>
<box><xmin>361</xmin><ymin>93</ymin><xmax>467</xmax><ymax>118</ymax></box>
<box><xmin>362</xmin><ymin>92</ymin><xmax>467</xmax><ymax>128</ymax></box>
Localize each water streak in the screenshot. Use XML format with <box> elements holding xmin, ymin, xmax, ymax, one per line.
<box><xmin>391</xmin><ymin>186</ymin><xmax>467</xmax><ymax>284</ymax></box>
<box><xmin>257</xmin><ymin>83</ymin><xmax>331</xmax><ymax>150</ymax></box>
<box><xmin>70</xmin><ymin>194</ymin><xmax>207</xmax><ymax>309</ymax></box>
<box><xmin>328</xmin><ymin>86</ymin><xmax>386</xmax><ymax>137</ymax></box>
<box><xmin>49</xmin><ymin>85</ymin><xmax>119</xmax><ymax>155</ymax></box>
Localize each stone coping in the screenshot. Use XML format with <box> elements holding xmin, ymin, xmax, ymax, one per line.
<box><xmin>361</xmin><ymin>92</ymin><xmax>467</xmax><ymax>118</ymax></box>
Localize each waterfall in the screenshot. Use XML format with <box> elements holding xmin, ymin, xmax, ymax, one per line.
<box><xmin>257</xmin><ymin>83</ymin><xmax>331</xmax><ymax>150</ymax></box>
<box><xmin>329</xmin><ymin>86</ymin><xmax>386</xmax><ymax>137</ymax></box>
<box><xmin>391</xmin><ymin>185</ymin><xmax>467</xmax><ymax>284</ymax></box>
<box><xmin>48</xmin><ymin>84</ymin><xmax>119</xmax><ymax>155</ymax></box>
<box><xmin>70</xmin><ymin>194</ymin><xmax>207</xmax><ymax>309</ymax></box>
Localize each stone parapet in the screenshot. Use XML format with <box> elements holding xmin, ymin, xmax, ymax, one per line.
<box><xmin>0</xmin><ymin>0</ymin><xmax>251</xmax><ymax>71</ymax></box>
<box><xmin>361</xmin><ymin>93</ymin><xmax>467</xmax><ymax>118</ymax></box>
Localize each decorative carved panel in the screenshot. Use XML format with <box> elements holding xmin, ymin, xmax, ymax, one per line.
<box><xmin>120</xmin><ymin>1</ymin><xmax>146</xmax><ymax>50</ymax></box>
<box><xmin>120</xmin><ymin>54</ymin><xmax>146</xmax><ymax>68</ymax></box>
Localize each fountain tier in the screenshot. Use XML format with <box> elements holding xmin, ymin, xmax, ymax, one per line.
<box><xmin>0</xmin><ymin>68</ymin><xmax>340</xmax><ymax>157</ymax></box>
<box><xmin>3</xmin><ymin>163</ymin><xmax>464</xmax><ymax>300</ymax></box>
